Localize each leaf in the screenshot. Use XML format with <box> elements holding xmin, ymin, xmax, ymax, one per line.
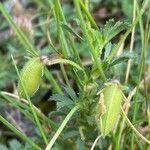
<box><xmin>48</xmin><ymin>110</ymin><xmax>66</xmax><ymax>118</ymax></box>
<box><xmin>63</xmin><ymin>130</ymin><xmax>79</xmax><ymax>139</ymax></box>
<box><xmin>57</xmin><ymin>100</ymin><xmax>74</xmax><ymax>109</ymax></box>
<box><xmin>109</xmin><ymin>52</ymin><xmax>136</xmax><ymax>67</ymax></box>
<box><xmin>88</xmin><ymin>28</ymin><xmax>104</xmax><ymax>52</ymax></box>
<box><xmin>75</xmin><ymin>138</ymin><xmax>85</xmax><ymax>150</ymax></box>
<box><xmin>49</xmin><ymin>94</ymin><xmax>74</xmax><ymax>109</ymax></box>
<box><xmin>9</xmin><ymin>139</ymin><xmax>22</xmax><ymax>150</ymax></box>
<box><xmin>93</xmin><ymin>51</ymin><xmax>135</xmax><ymax>80</ymax></box>
<box><xmin>49</xmin><ymin>94</ymin><xmax>73</xmax><ymax>102</ymax></box>
<box><xmin>61</xmin><ymin>23</ymin><xmax>83</xmax><ymax>41</ymax></box>
<box><xmin>104</xmin><ymin>42</ymin><xmax>112</xmax><ymax>60</ymax></box>
<box><xmin>102</xmin><ymin>19</ymin><xmax>131</xmax><ymax>43</ymax></box>
<box><xmin>122</xmin><ymin>0</ymin><xmax>133</xmax><ymax>18</ymax></box>
<box><xmin>63</xmin><ymin>86</ymin><xmax>77</xmax><ymax>101</ymax></box>
<box><xmin>0</xmin><ymin>144</ymin><xmax>8</xmax><ymax>150</ymax></box>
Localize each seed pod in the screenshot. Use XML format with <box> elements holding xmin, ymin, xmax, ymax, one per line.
<box><xmin>18</xmin><ymin>57</ymin><xmax>44</xmax><ymax>98</ymax></box>
<box><xmin>96</xmin><ymin>83</ymin><xmax>123</xmax><ymax>137</ymax></box>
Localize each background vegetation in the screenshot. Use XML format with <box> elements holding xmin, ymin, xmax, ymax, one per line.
<box><xmin>0</xmin><ymin>0</ymin><xmax>150</xmax><ymax>149</ymax></box>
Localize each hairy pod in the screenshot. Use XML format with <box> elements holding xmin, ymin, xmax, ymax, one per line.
<box><xmin>18</xmin><ymin>57</ymin><xmax>44</xmax><ymax>98</ymax></box>
<box><xmin>96</xmin><ymin>83</ymin><xmax>123</xmax><ymax>137</ymax></box>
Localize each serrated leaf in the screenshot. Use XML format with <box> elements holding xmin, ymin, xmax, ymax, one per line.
<box><xmin>9</xmin><ymin>139</ymin><xmax>22</xmax><ymax>150</ymax></box>
<box><xmin>103</xmin><ymin>19</ymin><xmax>131</xmax><ymax>43</ymax></box>
<box><xmin>49</xmin><ymin>94</ymin><xmax>75</xmax><ymax>109</ymax></box>
<box><xmin>91</xmin><ymin>61</ymin><xmax>109</xmax><ymax>80</ymax></box>
<box><xmin>63</xmin><ymin>86</ymin><xmax>77</xmax><ymax>101</ymax></box>
<box><xmin>110</xmin><ymin>52</ymin><xmax>136</xmax><ymax>67</ymax></box>
<box><xmin>104</xmin><ymin>42</ymin><xmax>112</xmax><ymax>60</ymax></box>
<box><xmin>88</xmin><ymin>28</ymin><xmax>104</xmax><ymax>53</ymax></box>
<box><xmin>48</xmin><ymin>110</ymin><xmax>66</xmax><ymax>118</ymax></box>
<box><xmin>49</xmin><ymin>94</ymin><xmax>73</xmax><ymax>102</ymax></box>
<box><xmin>57</xmin><ymin>100</ymin><xmax>74</xmax><ymax>109</ymax></box>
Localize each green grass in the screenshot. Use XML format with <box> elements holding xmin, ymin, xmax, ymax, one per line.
<box><xmin>0</xmin><ymin>0</ymin><xmax>150</xmax><ymax>149</ymax></box>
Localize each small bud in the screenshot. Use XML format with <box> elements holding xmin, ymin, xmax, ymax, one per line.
<box><xmin>17</xmin><ymin>57</ymin><xmax>44</xmax><ymax>98</ymax></box>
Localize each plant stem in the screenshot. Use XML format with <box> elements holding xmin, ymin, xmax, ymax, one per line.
<box><xmin>91</xmin><ymin>135</ymin><xmax>102</xmax><ymax>150</ymax></box>
<box><xmin>74</xmin><ymin>0</ymin><xmax>107</xmax><ymax>82</ymax></box>
<box><xmin>80</xmin><ymin>1</ymin><xmax>99</xmax><ymax>30</ymax></box>
<box><xmin>0</xmin><ymin>115</ymin><xmax>41</xmax><ymax>150</ymax></box>
<box><xmin>121</xmin><ymin>107</ymin><xmax>150</xmax><ymax>145</ymax></box>
<box><xmin>45</xmin><ymin>106</ymin><xmax>79</xmax><ymax>150</ymax></box>
<box><xmin>11</xmin><ymin>55</ymin><xmax>48</xmax><ymax>145</ymax></box>
<box><xmin>125</xmin><ymin>0</ymin><xmax>136</xmax><ymax>84</ymax></box>
<box><xmin>45</xmin><ymin>68</ymin><xmax>63</xmax><ymax>94</ymax></box>
<box><xmin>107</xmin><ymin>0</ymin><xmax>149</xmax><ymax>63</ymax></box>
<box><xmin>54</xmin><ymin>0</ymin><xmax>70</xmax><ymax>57</ymax></box>
<box><xmin>131</xmin><ymin>0</ymin><xmax>150</xmax><ymax>148</ymax></box>
<box><xmin>43</xmin><ymin>58</ymin><xmax>83</xmax><ymax>70</ymax></box>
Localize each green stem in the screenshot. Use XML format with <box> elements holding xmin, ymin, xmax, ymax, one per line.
<box><xmin>80</xmin><ymin>1</ymin><xmax>99</xmax><ymax>30</ymax></box>
<box><xmin>45</xmin><ymin>68</ymin><xmax>63</xmax><ymax>94</ymax></box>
<box><xmin>74</xmin><ymin>0</ymin><xmax>107</xmax><ymax>82</ymax></box>
<box><xmin>107</xmin><ymin>0</ymin><xmax>149</xmax><ymax>63</ymax></box>
<box><xmin>11</xmin><ymin>55</ymin><xmax>48</xmax><ymax>145</ymax></box>
<box><xmin>131</xmin><ymin>0</ymin><xmax>150</xmax><ymax>148</ymax></box>
<box><xmin>91</xmin><ymin>135</ymin><xmax>102</xmax><ymax>150</ymax></box>
<box><xmin>0</xmin><ymin>115</ymin><xmax>41</xmax><ymax>150</ymax></box>
<box><xmin>54</xmin><ymin>0</ymin><xmax>70</xmax><ymax>57</ymax></box>
<box><xmin>56</xmin><ymin>0</ymin><xmax>84</xmax><ymax>69</ymax></box>
<box><xmin>121</xmin><ymin>107</ymin><xmax>150</xmax><ymax>145</ymax></box>
<box><xmin>60</xmin><ymin>64</ymin><xmax>71</xmax><ymax>87</ymax></box>
<box><xmin>45</xmin><ymin>106</ymin><xmax>79</xmax><ymax>150</ymax></box>
<box><xmin>44</xmin><ymin>58</ymin><xmax>83</xmax><ymax>71</ymax></box>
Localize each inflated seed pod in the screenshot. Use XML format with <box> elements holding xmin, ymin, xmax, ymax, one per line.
<box><xmin>18</xmin><ymin>57</ymin><xmax>44</xmax><ymax>98</ymax></box>
<box><xmin>95</xmin><ymin>83</ymin><xmax>123</xmax><ymax>137</ymax></box>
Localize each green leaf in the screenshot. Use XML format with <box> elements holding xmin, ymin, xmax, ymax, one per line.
<box><xmin>109</xmin><ymin>52</ymin><xmax>136</xmax><ymax>67</ymax></box>
<box><xmin>75</xmin><ymin>138</ymin><xmax>85</xmax><ymax>150</ymax></box>
<box><xmin>9</xmin><ymin>139</ymin><xmax>22</xmax><ymax>150</ymax></box>
<box><xmin>63</xmin><ymin>86</ymin><xmax>77</xmax><ymax>101</ymax></box>
<box><xmin>122</xmin><ymin>0</ymin><xmax>133</xmax><ymax>18</ymax></box>
<box><xmin>63</xmin><ymin>130</ymin><xmax>79</xmax><ymax>139</ymax></box>
<box><xmin>102</xmin><ymin>19</ymin><xmax>131</xmax><ymax>44</ymax></box>
<box><xmin>49</xmin><ymin>94</ymin><xmax>75</xmax><ymax>109</ymax></box>
<box><xmin>92</xmin><ymin>52</ymin><xmax>135</xmax><ymax>80</ymax></box>
<box><xmin>0</xmin><ymin>144</ymin><xmax>8</xmax><ymax>150</ymax></box>
<box><xmin>57</xmin><ymin>100</ymin><xmax>74</xmax><ymax>109</ymax></box>
<box><xmin>104</xmin><ymin>42</ymin><xmax>112</xmax><ymax>60</ymax></box>
<box><xmin>88</xmin><ymin>28</ymin><xmax>103</xmax><ymax>50</ymax></box>
<box><xmin>49</xmin><ymin>94</ymin><xmax>73</xmax><ymax>102</ymax></box>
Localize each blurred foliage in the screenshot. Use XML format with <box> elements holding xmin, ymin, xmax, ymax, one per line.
<box><xmin>0</xmin><ymin>0</ymin><xmax>150</xmax><ymax>149</ymax></box>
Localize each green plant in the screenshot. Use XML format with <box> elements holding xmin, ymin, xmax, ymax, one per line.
<box><xmin>18</xmin><ymin>57</ymin><xmax>44</xmax><ymax>98</ymax></box>
<box><xmin>0</xmin><ymin>0</ymin><xmax>150</xmax><ymax>149</ymax></box>
<box><xmin>96</xmin><ymin>82</ymin><xmax>123</xmax><ymax>137</ymax></box>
